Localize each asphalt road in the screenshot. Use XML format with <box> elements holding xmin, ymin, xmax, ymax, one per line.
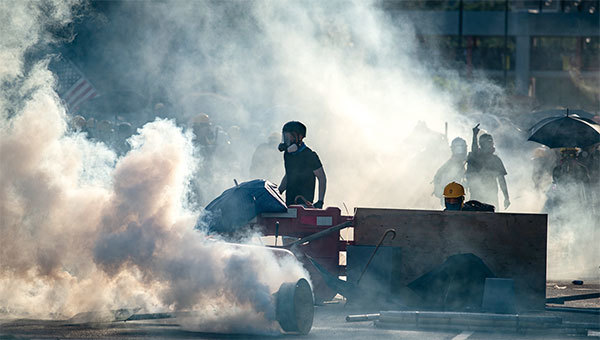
<box><xmin>1</xmin><ymin>281</ymin><xmax>598</xmax><ymax>339</ymax></box>
<box><xmin>1</xmin><ymin>304</ymin><xmax>598</xmax><ymax>340</ymax></box>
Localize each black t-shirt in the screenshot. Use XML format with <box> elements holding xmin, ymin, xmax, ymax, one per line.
<box><xmin>284</xmin><ymin>145</ymin><xmax>323</xmax><ymax>206</ymax></box>
<box><xmin>466</xmin><ymin>151</ymin><xmax>507</xmax><ymax>206</ymax></box>
<box><xmin>466</xmin><ymin>152</ymin><xmax>507</xmax><ymax>178</ymax></box>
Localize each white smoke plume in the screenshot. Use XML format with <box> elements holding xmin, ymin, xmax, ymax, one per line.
<box><xmin>1</xmin><ymin>1</ymin><xmax>597</xmax><ymax>328</ymax></box>
<box><xmin>123</xmin><ymin>0</ymin><xmax>516</xmax><ymax>210</ymax></box>
<box><xmin>118</xmin><ymin>0</ymin><xmax>596</xmax><ymax>280</ymax></box>
<box><xmin>0</xmin><ymin>0</ymin><xmax>308</xmax><ymax>333</ymax></box>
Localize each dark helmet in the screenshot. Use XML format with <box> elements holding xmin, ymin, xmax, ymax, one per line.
<box><xmin>282</xmin><ymin>121</ymin><xmax>306</xmax><ymax>137</ymax></box>
<box><xmin>479</xmin><ymin>133</ymin><xmax>493</xmax><ymax>144</ymax></box>
<box><xmin>479</xmin><ymin>133</ymin><xmax>495</xmax><ymax>153</ymax></box>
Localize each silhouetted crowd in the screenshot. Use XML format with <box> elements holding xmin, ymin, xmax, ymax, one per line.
<box><xmin>68</xmin><ymin>111</ymin><xmax>283</xmax><ymax>208</ymax></box>
<box><xmin>68</xmin><ymin>106</ymin><xmax>599</xmax><ymax>215</ymax></box>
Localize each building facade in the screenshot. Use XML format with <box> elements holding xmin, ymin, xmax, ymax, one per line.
<box><xmin>382</xmin><ymin>0</ymin><xmax>599</xmax><ymax>110</ymax></box>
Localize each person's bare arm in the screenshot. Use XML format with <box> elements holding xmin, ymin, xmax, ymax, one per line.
<box><xmin>498</xmin><ymin>175</ymin><xmax>510</xmax><ymax>209</ymax></box>
<box><xmin>313</xmin><ymin>167</ymin><xmax>327</xmax><ymax>205</ymax></box>
<box><xmin>471</xmin><ymin>124</ymin><xmax>480</xmax><ymax>153</ymax></box>
<box><xmin>279</xmin><ymin>174</ymin><xmax>287</xmax><ymax>194</ymax></box>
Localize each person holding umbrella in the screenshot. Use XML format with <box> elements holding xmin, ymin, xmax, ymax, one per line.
<box><xmin>527</xmin><ymin>111</ymin><xmax>600</xmax><ymax>149</ymax></box>
<box><xmin>466</xmin><ymin>124</ymin><xmax>510</xmax><ymax>210</ymax></box>
<box><xmin>527</xmin><ymin>111</ymin><xmax>600</xmax><ymax>215</ymax></box>
<box><xmin>552</xmin><ymin>148</ymin><xmax>590</xmax><ymax>186</ymax></box>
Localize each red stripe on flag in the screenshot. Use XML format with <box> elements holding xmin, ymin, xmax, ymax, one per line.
<box><xmin>69</xmin><ymin>85</ymin><xmax>93</xmax><ymax>108</ymax></box>
<box><xmin>65</xmin><ymin>79</ymin><xmax>87</xmax><ymax>102</ymax></box>
<box><xmin>73</xmin><ymin>89</ymin><xmax>96</xmax><ymax>109</ymax></box>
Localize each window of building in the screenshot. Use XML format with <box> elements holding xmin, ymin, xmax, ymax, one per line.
<box><xmin>466</xmin><ymin>36</ymin><xmax>516</xmax><ymax>70</ymax></box>
<box><xmin>531</xmin><ymin>36</ymin><xmax>599</xmax><ymax>71</ymax></box>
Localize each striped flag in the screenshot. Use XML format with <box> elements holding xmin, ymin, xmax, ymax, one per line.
<box><xmin>50</xmin><ymin>56</ymin><xmax>98</xmax><ymax>112</ymax></box>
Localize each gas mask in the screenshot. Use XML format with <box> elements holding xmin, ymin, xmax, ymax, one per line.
<box><xmin>451</xmin><ymin>145</ymin><xmax>467</xmax><ymax>160</ymax></box>
<box><xmin>480</xmin><ymin>141</ymin><xmax>495</xmax><ymax>154</ymax></box>
<box><xmin>450</xmin><ymin>137</ymin><xmax>467</xmax><ymax>160</ymax></box>
<box><xmin>445</xmin><ymin>202</ymin><xmax>462</xmax><ymax>211</ymax></box>
<box><xmin>444</xmin><ymin>197</ymin><xmax>464</xmax><ymax>211</ymax></box>
<box><xmin>278</xmin><ymin>133</ymin><xmax>299</xmax><ymax>153</ymax></box>
<box><xmin>479</xmin><ymin>136</ymin><xmax>495</xmax><ymax>154</ymax></box>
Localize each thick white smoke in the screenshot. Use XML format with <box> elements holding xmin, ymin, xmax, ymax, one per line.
<box><xmin>126</xmin><ymin>0</ymin><xmax>529</xmax><ymax>211</ymax></box>
<box><xmin>145</xmin><ymin>0</ymin><xmax>595</xmax><ymax>280</ymax></box>
<box><xmin>1</xmin><ymin>1</ymin><xmax>597</xmax><ymax>327</ymax></box>
<box><xmin>0</xmin><ymin>0</ymin><xmax>308</xmax><ymax>333</ymax></box>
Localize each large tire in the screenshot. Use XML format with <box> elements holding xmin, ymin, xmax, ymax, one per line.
<box><xmin>275</xmin><ymin>278</ymin><xmax>314</xmax><ymax>334</ymax></box>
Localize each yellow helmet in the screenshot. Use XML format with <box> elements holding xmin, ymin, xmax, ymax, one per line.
<box><xmin>560</xmin><ymin>147</ymin><xmax>578</xmax><ymax>156</ymax></box>
<box><xmin>443</xmin><ymin>182</ymin><xmax>465</xmax><ymax>198</ymax></box>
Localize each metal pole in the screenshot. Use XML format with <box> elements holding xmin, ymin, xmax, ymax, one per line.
<box><xmin>458</xmin><ymin>0</ymin><xmax>464</xmax><ymax>50</ymax></box>
<box><xmin>284</xmin><ymin>221</ymin><xmax>353</xmax><ymax>248</ymax></box>
<box><xmin>356</xmin><ymin>229</ymin><xmax>396</xmax><ymax>285</ymax></box>
<box><xmin>504</xmin><ymin>0</ymin><xmax>509</xmax><ymax>87</ymax></box>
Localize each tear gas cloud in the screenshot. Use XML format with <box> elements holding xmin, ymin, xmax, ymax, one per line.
<box><xmin>94</xmin><ymin>0</ymin><xmax>594</xmax><ymax>280</ymax></box>
<box><xmin>0</xmin><ymin>0</ymin><xmax>597</xmax><ymax>326</ymax></box>
<box><xmin>0</xmin><ymin>1</ymin><xmax>307</xmax><ymax>333</ymax></box>
<box><xmin>98</xmin><ymin>0</ymin><xmax>534</xmax><ymax>211</ymax></box>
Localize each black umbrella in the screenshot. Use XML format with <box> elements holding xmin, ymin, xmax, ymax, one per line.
<box><xmin>528</xmin><ymin>114</ymin><xmax>600</xmax><ymax>148</ymax></box>
<box><xmin>197</xmin><ymin>179</ymin><xmax>287</xmax><ymax>234</ymax></box>
<box><xmin>516</xmin><ymin>109</ymin><xmax>598</xmax><ymax>130</ymax></box>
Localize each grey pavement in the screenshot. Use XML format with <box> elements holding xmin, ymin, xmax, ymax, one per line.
<box><xmin>2</xmin><ymin>303</ymin><xmax>598</xmax><ymax>340</ymax></box>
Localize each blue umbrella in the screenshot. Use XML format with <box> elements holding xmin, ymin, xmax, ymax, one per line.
<box><xmin>528</xmin><ymin>114</ymin><xmax>600</xmax><ymax>148</ymax></box>
<box><xmin>197</xmin><ymin>179</ymin><xmax>287</xmax><ymax>233</ymax></box>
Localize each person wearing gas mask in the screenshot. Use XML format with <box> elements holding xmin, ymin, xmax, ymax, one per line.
<box><xmin>432</xmin><ymin>137</ymin><xmax>468</xmax><ymax>206</ymax></box>
<box><xmin>443</xmin><ymin>182</ymin><xmax>494</xmax><ymax>212</ymax></box>
<box><xmin>466</xmin><ymin>124</ymin><xmax>510</xmax><ymax>210</ymax></box>
<box><xmin>277</xmin><ymin>121</ymin><xmax>327</xmax><ymax>209</ymax></box>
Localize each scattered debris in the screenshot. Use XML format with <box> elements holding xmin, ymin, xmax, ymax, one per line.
<box><xmin>545</xmin><ymin>306</ymin><xmax>600</xmax><ymax>315</ymax></box>
<box><xmin>373</xmin><ymin>310</ymin><xmax>600</xmax><ymax>334</ymax></box>
<box><xmin>546</xmin><ymin>293</ymin><xmax>600</xmax><ymax>305</ymax></box>
<box><xmin>345</xmin><ymin>313</ymin><xmax>381</xmax><ymax>322</ymax></box>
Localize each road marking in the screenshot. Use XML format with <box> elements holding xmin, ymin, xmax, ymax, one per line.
<box><xmin>451</xmin><ymin>330</ymin><xmax>474</xmax><ymax>340</ymax></box>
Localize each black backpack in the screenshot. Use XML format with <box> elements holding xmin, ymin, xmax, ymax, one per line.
<box><xmin>462</xmin><ymin>200</ymin><xmax>495</xmax><ymax>212</ymax></box>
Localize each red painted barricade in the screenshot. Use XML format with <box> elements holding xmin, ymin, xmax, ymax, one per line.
<box><xmin>252</xmin><ymin>205</ymin><xmax>353</xmax><ymax>301</ymax></box>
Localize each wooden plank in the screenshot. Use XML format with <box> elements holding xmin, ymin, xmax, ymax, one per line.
<box><xmin>353</xmin><ymin>208</ymin><xmax>547</xmax><ymax>311</ymax></box>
